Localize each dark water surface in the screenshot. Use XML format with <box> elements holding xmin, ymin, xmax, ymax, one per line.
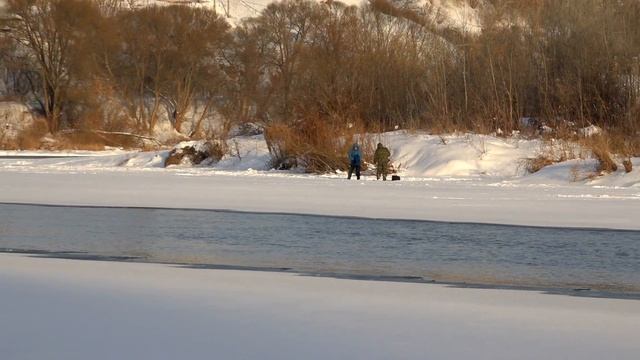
<box><xmin>1</xmin><ymin>203</ymin><xmax>639</xmax><ymax>293</ymax></box>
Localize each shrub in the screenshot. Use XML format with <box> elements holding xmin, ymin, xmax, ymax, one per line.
<box><xmin>524</xmin><ymin>155</ymin><xmax>555</xmax><ymax>173</ymax></box>
<box><xmin>264</xmin><ymin>117</ymin><xmax>371</xmax><ymax>173</ymax></box>
<box><xmin>593</xmin><ymin>149</ymin><xmax>618</xmax><ymax>173</ymax></box>
<box><xmin>522</xmin><ymin>139</ymin><xmax>579</xmax><ymax>174</ymax></box>
<box><xmin>164</xmin><ymin>141</ymin><xmax>226</xmax><ymax>167</ymax></box>
<box><xmin>53</xmin><ymin>131</ymin><xmax>111</xmax><ymax>150</ymax></box>
<box><xmin>264</xmin><ymin>123</ymin><xmax>299</xmax><ymax>170</ymax></box>
<box><xmin>0</xmin><ymin>125</ymin><xmax>15</xmax><ymax>149</ymax></box>
<box><xmin>583</xmin><ymin>135</ymin><xmax>618</xmax><ymax>173</ymax></box>
<box><xmin>17</xmin><ymin>119</ymin><xmax>48</xmax><ymax>149</ymax></box>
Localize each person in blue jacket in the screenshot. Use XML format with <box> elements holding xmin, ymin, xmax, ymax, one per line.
<box><xmin>347</xmin><ymin>143</ymin><xmax>362</xmax><ymax>180</ymax></box>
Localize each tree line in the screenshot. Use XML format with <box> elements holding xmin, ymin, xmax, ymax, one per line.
<box><xmin>1</xmin><ymin>0</ymin><xmax>639</xmax><ymax>150</ymax></box>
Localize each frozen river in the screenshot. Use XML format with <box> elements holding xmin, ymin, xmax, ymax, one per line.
<box><xmin>1</xmin><ymin>203</ymin><xmax>639</xmax><ymax>294</ymax></box>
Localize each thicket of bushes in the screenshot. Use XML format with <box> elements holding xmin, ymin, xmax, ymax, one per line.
<box><xmin>0</xmin><ymin>0</ymin><xmax>639</xmax><ymax>163</ymax></box>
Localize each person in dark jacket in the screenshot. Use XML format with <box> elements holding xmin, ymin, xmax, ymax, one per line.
<box><xmin>373</xmin><ymin>142</ymin><xmax>391</xmax><ymax>180</ymax></box>
<box><xmin>347</xmin><ymin>143</ymin><xmax>362</xmax><ymax>180</ymax></box>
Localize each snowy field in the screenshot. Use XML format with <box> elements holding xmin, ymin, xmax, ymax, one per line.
<box><xmin>1</xmin><ymin>132</ymin><xmax>638</xmax><ymax>230</ymax></box>
<box><xmin>2</xmin><ymin>253</ymin><xmax>639</xmax><ymax>360</ymax></box>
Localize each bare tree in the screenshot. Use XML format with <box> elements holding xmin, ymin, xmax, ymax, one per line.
<box><xmin>156</xmin><ymin>6</ymin><xmax>230</xmax><ymax>134</ymax></box>
<box><xmin>256</xmin><ymin>0</ymin><xmax>320</xmax><ymax>122</ymax></box>
<box><xmin>6</xmin><ymin>0</ymin><xmax>97</xmax><ymax>133</ymax></box>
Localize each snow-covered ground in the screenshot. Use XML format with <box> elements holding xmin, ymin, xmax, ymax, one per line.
<box><xmin>1</xmin><ymin>132</ymin><xmax>638</xmax><ymax>229</ymax></box>
<box><xmin>1</xmin><ymin>253</ymin><xmax>639</xmax><ymax>360</ymax></box>
<box><xmin>2</xmin><ymin>131</ymin><xmax>638</xmax><ymax>358</ymax></box>
<box><xmin>0</xmin><ymin>149</ymin><xmax>127</xmax><ymax>158</ymax></box>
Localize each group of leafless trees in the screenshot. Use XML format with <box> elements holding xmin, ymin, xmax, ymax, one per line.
<box><xmin>444</xmin><ymin>0</ymin><xmax>640</xmax><ymax>137</ymax></box>
<box><xmin>1</xmin><ymin>0</ymin><xmax>231</xmax><ymax>140</ymax></box>
<box><xmin>0</xmin><ymin>0</ymin><xmax>639</xmax><ymax>153</ymax></box>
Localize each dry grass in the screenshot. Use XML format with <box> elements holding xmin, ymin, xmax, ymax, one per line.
<box><xmin>523</xmin><ymin>139</ymin><xmax>580</xmax><ymax>174</ymax></box>
<box><xmin>16</xmin><ymin>120</ymin><xmax>49</xmax><ymax>149</ymax></box>
<box><xmin>164</xmin><ymin>141</ymin><xmax>226</xmax><ymax>167</ymax></box>
<box><xmin>264</xmin><ymin>123</ymin><xmax>300</xmax><ymax>170</ymax></box>
<box><xmin>3</xmin><ymin>113</ymin><xmax>147</xmax><ymax>151</ymax></box>
<box><xmin>520</xmin><ymin>130</ymin><xmax>638</xmax><ymax>176</ymax></box>
<box><xmin>524</xmin><ymin>155</ymin><xmax>555</xmax><ymax>173</ymax></box>
<box><xmin>581</xmin><ymin>134</ymin><xmax>619</xmax><ymax>174</ymax></box>
<box><xmin>52</xmin><ymin>127</ymin><xmax>148</xmax><ymax>150</ymax></box>
<box><xmin>265</xmin><ymin>117</ymin><xmax>373</xmax><ymax>173</ymax></box>
<box><xmin>53</xmin><ymin>132</ymin><xmax>110</xmax><ymax>150</ymax></box>
<box><xmin>593</xmin><ymin>148</ymin><xmax>618</xmax><ymax>173</ymax></box>
<box><xmin>0</xmin><ymin>127</ymin><xmax>14</xmax><ymax>149</ymax></box>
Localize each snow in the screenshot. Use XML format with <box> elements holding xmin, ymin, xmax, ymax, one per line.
<box><xmin>381</xmin><ymin>132</ymin><xmax>540</xmax><ymax>177</ymax></box>
<box><xmin>140</xmin><ymin>0</ymin><xmax>365</xmax><ymax>25</ymax></box>
<box><xmin>420</xmin><ymin>0</ymin><xmax>485</xmax><ymax>34</ymax></box>
<box><xmin>172</xmin><ymin>139</ymin><xmax>214</xmax><ymax>154</ymax></box>
<box><xmin>216</xmin><ymin>135</ymin><xmax>272</xmax><ymax>170</ymax></box>
<box><xmin>0</xmin><ymin>142</ymin><xmax>640</xmax><ymax>229</ymax></box>
<box><xmin>136</xmin><ymin>0</ymin><xmax>486</xmax><ymax>33</ymax></box>
<box><xmin>579</xmin><ymin>124</ymin><xmax>603</xmax><ymax>137</ymax></box>
<box><xmin>1</xmin><ymin>253</ymin><xmax>639</xmax><ymax>360</ymax></box>
<box><xmin>2</xmin><ymin>128</ymin><xmax>638</xmax><ymax>357</ymax></box>
<box><xmin>0</xmin><ymin>132</ymin><xmax>638</xmax><ymax>229</ymax></box>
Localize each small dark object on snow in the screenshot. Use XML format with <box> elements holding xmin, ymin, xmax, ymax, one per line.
<box><xmin>623</xmin><ymin>159</ymin><xmax>632</xmax><ymax>173</ymax></box>
<box><xmin>391</xmin><ymin>175</ymin><xmax>401</xmax><ymax>181</ymax></box>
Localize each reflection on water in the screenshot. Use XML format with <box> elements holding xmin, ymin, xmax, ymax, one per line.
<box><xmin>1</xmin><ymin>203</ymin><xmax>639</xmax><ymax>291</ymax></box>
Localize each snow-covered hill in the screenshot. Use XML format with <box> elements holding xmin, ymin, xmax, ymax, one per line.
<box><xmin>138</xmin><ymin>0</ymin><xmax>364</xmax><ymax>24</ymax></box>
<box><xmin>419</xmin><ymin>0</ymin><xmax>487</xmax><ymax>33</ymax></box>
<box><xmin>133</xmin><ymin>0</ymin><xmax>487</xmax><ymax>32</ymax></box>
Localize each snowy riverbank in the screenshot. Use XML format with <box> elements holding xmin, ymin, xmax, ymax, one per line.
<box><xmin>1</xmin><ymin>169</ymin><xmax>639</xmax><ymax>230</ymax></box>
<box><xmin>1</xmin><ymin>132</ymin><xmax>638</xmax><ymax>230</ymax></box>
<box><xmin>1</xmin><ymin>253</ymin><xmax>639</xmax><ymax>360</ymax></box>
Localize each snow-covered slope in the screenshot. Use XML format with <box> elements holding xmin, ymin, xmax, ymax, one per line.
<box><xmin>417</xmin><ymin>0</ymin><xmax>487</xmax><ymax>34</ymax></box>
<box><xmin>137</xmin><ymin>0</ymin><xmax>486</xmax><ymax>31</ymax></box>
<box><xmin>140</xmin><ymin>0</ymin><xmax>364</xmax><ymax>24</ymax></box>
<box><xmin>2</xmin><ymin>131</ymin><xmax>638</xmax><ymax>187</ymax></box>
<box><xmin>380</xmin><ymin>132</ymin><xmax>539</xmax><ymax>177</ymax></box>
